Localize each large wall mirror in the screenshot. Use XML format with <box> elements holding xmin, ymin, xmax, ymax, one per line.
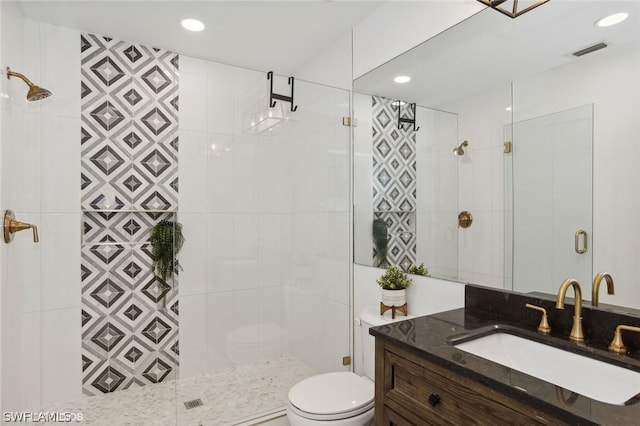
<box><xmin>353</xmin><ymin>1</ymin><xmax>640</xmax><ymax>309</ymax></box>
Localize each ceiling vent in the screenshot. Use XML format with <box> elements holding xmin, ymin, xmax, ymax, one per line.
<box><xmin>572</xmin><ymin>42</ymin><xmax>608</xmax><ymax>57</ymax></box>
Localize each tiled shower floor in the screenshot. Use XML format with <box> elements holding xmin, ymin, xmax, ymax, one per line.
<box><xmin>36</xmin><ymin>356</ymin><xmax>314</xmax><ymax>425</ymax></box>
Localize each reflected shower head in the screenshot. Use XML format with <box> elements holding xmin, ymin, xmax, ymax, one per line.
<box><xmin>6</xmin><ymin>67</ymin><xmax>52</xmax><ymax>101</ymax></box>
<box><xmin>453</xmin><ymin>140</ymin><xmax>469</xmax><ymax>156</ymax></box>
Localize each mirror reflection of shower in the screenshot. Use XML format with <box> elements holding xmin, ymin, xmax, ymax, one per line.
<box><xmin>5</xmin><ymin>67</ymin><xmax>52</xmax><ymax>101</ymax></box>
<box><xmin>453</xmin><ymin>140</ymin><xmax>469</xmax><ymax>156</ymax></box>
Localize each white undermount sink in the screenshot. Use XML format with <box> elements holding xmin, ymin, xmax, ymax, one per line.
<box><xmin>453</xmin><ymin>331</ymin><xmax>640</xmax><ymax>405</ymax></box>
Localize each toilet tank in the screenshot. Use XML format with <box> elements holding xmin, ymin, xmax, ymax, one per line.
<box><xmin>359</xmin><ymin>306</ymin><xmax>414</xmax><ymax>380</ymax></box>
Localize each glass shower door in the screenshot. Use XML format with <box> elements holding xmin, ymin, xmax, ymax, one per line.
<box><xmin>511</xmin><ymin>104</ymin><xmax>593</xmax><ymax>296</ymax></box>
<box><xmin>177</xmin><ymin>59</ymin><xmax>352</xmax><ymax>424</ymax></box>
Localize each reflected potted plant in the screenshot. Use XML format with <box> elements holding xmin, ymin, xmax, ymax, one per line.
<box><xmin>377</xmin><ymin>265</ymin><xmax>412</xmax><ymax>307</ymax></box>
<box><xmin>372</xmin><ymin>218</ymin><xmax>390</xmax><ymax>268</ymax></box>
<box><xmin>408</xmin><ymin>263</ymin><xmax>429</xmax><ymax>276</ymax></box>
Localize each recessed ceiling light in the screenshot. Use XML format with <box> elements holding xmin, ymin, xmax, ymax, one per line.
<box><xmin>393</xmin><ymin>75</ymin><xmax>411</xmax><ymax>84</ymax></box>
<box><xmin>181</xmin><ymin>18</ymin><xmax>205</xmax><ymax>32</ymax></box>
<box><xmin>595</xmin><ymin>12</ymin><xmax>629</xmax><ymax>28</ymax></box>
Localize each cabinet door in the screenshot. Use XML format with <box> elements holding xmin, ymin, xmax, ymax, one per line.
<box><xmin>377</xmin><ymin>342</ymin><xmax>564</xmax><ymax>426</ymax></box>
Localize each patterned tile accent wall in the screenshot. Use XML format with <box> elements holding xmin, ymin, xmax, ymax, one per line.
<box><xmin>372</xmin><ymin>96</ymin><xmax>417</xmax><ymax>270</ymax></box>
<box><xmin>80</xmin><ymin>33</ymin><xmax>179</xmax><ymax>396</ymax></box>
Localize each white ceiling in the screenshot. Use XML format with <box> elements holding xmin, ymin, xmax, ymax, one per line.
<box><xmin>354</xmin><ymin>0</ymin><xmax>640</xmax><ymax>106</ymax></box>
<box><xmin>17</xmin><ymin>0</ymin><xmax>385</xmax><ymax>75</ymax></box>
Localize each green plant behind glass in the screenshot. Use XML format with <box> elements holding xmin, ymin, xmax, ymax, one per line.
<box><xmin>373</xmin><ymin>218</ymin><xmax>390</xmax><ymax>268</ymax></box>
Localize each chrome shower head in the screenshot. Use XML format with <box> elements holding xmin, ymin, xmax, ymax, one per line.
<box><xmin>453</xmin><ymin>140</ymin><xmax>469</xmax><ymax>156</ymax></box>
<box><xmin>6</xmin><ymin>67</ymin><xmax>52</xmax><ymax>101</ymax></box>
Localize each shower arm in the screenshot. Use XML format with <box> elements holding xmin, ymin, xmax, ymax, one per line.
<box><xmin>6</xmin><ymin>67</ymin><xmax>35</xmax><ymax>86</ymax></box>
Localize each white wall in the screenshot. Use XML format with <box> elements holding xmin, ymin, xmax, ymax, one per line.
<box><xmin>294</xmin><ymin>31</ymin><xmax>353</xmax><ymax>90</ymax></box>
<box><xmin>352</xmin><ymin>0</ymin><xmax>483</xmax><ymax>79</ymax></box>
<box><xmin>0</xmin><ymin>10</ymin><xmax>81</xmax><ymax>411</ymax></box>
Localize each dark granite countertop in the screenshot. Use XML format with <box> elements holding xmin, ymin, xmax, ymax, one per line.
<box><xmin>369</xmin><ymin>285</ymin><xmax>640</xmax><ymax>426</ymax></box>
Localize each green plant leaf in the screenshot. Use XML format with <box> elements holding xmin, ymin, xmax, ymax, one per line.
<box><xmin>149</xmin><ymin>219</ymin><xmax>185</xmax><ymax>305</ymax></box>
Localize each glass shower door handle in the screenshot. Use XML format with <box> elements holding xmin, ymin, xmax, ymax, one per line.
<box><xmin>575</xmin><ymin>230</ymin><xmax>588</xmax><ymax>254</ymax></box>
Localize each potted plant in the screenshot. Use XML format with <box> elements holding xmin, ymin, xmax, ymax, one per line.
<box><xmin>408</xmin><ymin>263</ymin><xmax>429</xmax><ymax>276</ymax></box>
<box><xmin>377</xmin><ymin>265</ymin><xmax>412</xmax><ymax>307</ymax></box>
<box><xmin>149</xmin><ymin>219</ymin><xmax>185</xmax><ymax>306</ymax></box>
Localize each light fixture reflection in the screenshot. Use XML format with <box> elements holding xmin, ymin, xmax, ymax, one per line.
<box><xmin>393</xmin><ymin>75</ymin><xmax>411</xmax><ymax>84</ymax></box>
<box><xmin>243</xmin><ymin>98</ymin><xmax>299</xmax><ymax>136</ymax></box>
<box><xmin>181</xmin><ymin>18</ymin><xmax>205</xmax><ymax>32</ymax></box>
<box><xmin>595</xmin><ymin>12</ymin><xmax>629</xmax><ymax>27</ymax></box>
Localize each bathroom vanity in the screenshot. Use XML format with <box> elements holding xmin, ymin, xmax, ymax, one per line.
<box><xmin>370</xmin><ymin>285</ymin><xmax>640</xmax><ymax>425</ymax></box>
<box><xmin>376</xmin><ymin>338</ymin><xmax>564</xmax><ymax>425</ymax></box>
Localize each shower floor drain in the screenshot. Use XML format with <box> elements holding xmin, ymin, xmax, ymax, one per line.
<box><xmin>184</xmin><ymin>398</ymin><xmax>204</xmax><ymax>410</ymax></box>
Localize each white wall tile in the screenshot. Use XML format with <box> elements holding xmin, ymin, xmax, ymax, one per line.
<box><xmin>258</xmin><ymin>214</ymin><xmax>283</xmax><ymax>289</ymax></box>
<box><xmin>257</xmin><ymin>287</ymin><xmax>284</xmax><ymax>360</ymax></box>
<box><xmin>41</xmin><ymin>116</ymin><xmax>80</xmax><ymax>213</ymax></box>
<box><xmin>39</xmin><ymin>213</ymin><xmax>81</xmax><ymax>310</ymax></box>
<box><xmin>178</xmin><ymin>294</ymin><xmax>208</xmax><ymax>378</ymax></box>
<box><xmin>1</xmin><ymin>312</ymin><xmax>41</xmax><ymax>411</ymax></box>
<box><xmin>207</xmin><ymin>213</ymin><xmax>235</xmax><ymax>293</ymax></box>
<box><xmin>206</xmin><ymin>132</ymin><xmax>234</xmax><ymax>213</ymax></box>
<box><xmin>41</xmin><ymin>308</ymin><xmax>82</xmax><ymax>407</ymax></box>
<box><xmin>38</xmin><ymin>22</ymin><xmax>80</xmax><ymax>119</ymax></box>
<box><xmin>233</xmin><ymin>214</ymin><xmax>259</xmax><ymax>291</ymax></box>
<box><xmin>257</xmin><ymin>139</ymin><xmax>283</xmax><ymax>214</ymax></box>
<box><xmin>232</xmin><ymin>134</ymin><xmax>259</xmax><ymax>213</ymax></box>
<box><xmin>5</xmin><ymin>111</ymin><xmax>41</xmax><ymax>211</ymax></box>
<box><xmin>207</xmin><ymin>61</ymin><xmax>236</xmax><ymax>135</ymax></box>
<box><xmin>179</xmin><ymin>56</ymin><xmax>208</xmax><ymax>132</ymax></box>
<box><xmin>178</xmin><ymin>130</ymin><xmax>207</xmax><ymax>213</ymax></box>
<box><xmin>178</xmin><ymin>213</ymin><xmax>208</xmax><ymax>296</ymax></box>
<box><xmin>230</xmin><ymin>288</ymin><xmax>259</xmax><ymax>364</ymax></box>
<box><xmin>207</xmin><ymin>291</ymin><xmax>234</xmax><ymax>371</ymax></box>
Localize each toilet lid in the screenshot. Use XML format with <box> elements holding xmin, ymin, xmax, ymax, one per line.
<box><xmin>288</xmin><ymin>372</ymin><xmax>374</xmax><ymax>419</ymax></box>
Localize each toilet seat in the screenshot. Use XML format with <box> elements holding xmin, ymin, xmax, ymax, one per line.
<box><xmin>288</xmin><ymin>372</ymin><xmax>374</xmax><ymax>421</ymax></box>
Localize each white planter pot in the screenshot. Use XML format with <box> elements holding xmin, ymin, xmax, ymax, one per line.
<box><xmin>381</xmin><ymin>289</ymin><xmax>406</xmax><ymax>307</ymax></box>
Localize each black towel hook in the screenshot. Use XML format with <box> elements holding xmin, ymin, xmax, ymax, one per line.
<box><xmin>268</xmin><ymin>71</ymin><xmax>298</xmax><ymax>112</ymax></box>
<box><xmin>397</xmin><ymin>102</ymin><xmax>419</xmax><ymax>132</ymax></box>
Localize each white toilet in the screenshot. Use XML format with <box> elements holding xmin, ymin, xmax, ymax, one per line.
<box><xmin>286</xmin><ymin>306</ymin><xmax>413</xmax><ymax>425</ymax></box>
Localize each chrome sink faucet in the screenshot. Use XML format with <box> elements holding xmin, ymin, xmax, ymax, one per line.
<box><xmin>556</xmin><ymin>279</ymin><xmax>585</xmax><ymax>343</ymax></box>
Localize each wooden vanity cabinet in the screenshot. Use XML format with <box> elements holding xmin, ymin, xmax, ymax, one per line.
<box><xmin>374</xmin><ymin>339</ymin><xmax>569</xmax><ymax>426</ymax></box>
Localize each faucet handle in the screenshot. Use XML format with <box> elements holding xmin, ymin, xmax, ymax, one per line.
<box><xmin>525</xmin><ymin>303</ymin><xmax>551</xmax><ymax>334</ymax></box>
<box><xmin>608</xmin><ymin>324</ymin><xmax>640</xmax><ymax>354</ymax></box>
<box><xmin>3</xmin><ymin>210</ymin><xmax>39</xmax><ymax>243</ymax></box>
